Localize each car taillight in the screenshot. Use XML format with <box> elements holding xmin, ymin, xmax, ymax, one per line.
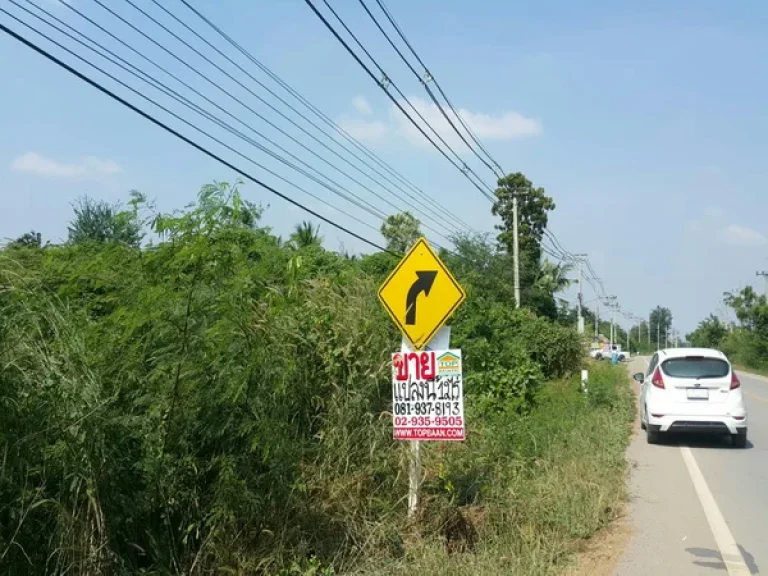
<box><xmin>652</xmin><ymin>367</ymin><xmax>665</xmax><ymax>389</ymax></box>
<box><xmin>730</xmin><ymin>371</ymin><xmax>740</xmax><ymax>390</ymax></box>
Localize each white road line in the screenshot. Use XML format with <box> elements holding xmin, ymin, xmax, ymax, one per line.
<box><xmin>680</xmin><ymin>446</ymin><xmax>750</xmax><ymax>575</ymax></box>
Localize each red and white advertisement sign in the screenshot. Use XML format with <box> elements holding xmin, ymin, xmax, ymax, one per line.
<box><xmin>391</xmin><ymin>349</ymin><xmax>465</xmax><ymax>441</ymax></box>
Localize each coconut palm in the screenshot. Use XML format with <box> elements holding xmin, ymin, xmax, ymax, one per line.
<box><xmin>536</xmin><ymin>259</ymin><xmax>573</xmax><ymax>295</ymax></box>
<box><xmin>289</xmin><ymin>221</ymin><xmax>322</xmax><ymax>249</ymax></box>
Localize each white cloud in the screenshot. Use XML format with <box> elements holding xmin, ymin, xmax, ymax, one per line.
<box><xmin>688</xmin><ymin>205</ymin><xmax>722</xmax><ymax>232</ymax></box>
<box><xmin>335</xmin><ymin>96</ymin><xmax>540</xmax><ymax>150</ymax></box>
<box><xmin>391</xmin><ymin>96</ymin><xmax>541</xmax><ymax>148</ymax></box>
<box><xmin>10</xmin><ymin>152</ymin><xmax>122</xmax><ymax>179</ymax></box>
<box><xmin>351</xmin><ymin>96</ymin><xmax>373</xmax><ymax>115</ymax></box>
<box><xmin>337</xmin><ymin>116</ymin><xmax>389</xmax><ymax>143</ymax></box>
<box><xmin>717</xmin><ymin>224</ymin><xmax>767</xmax><ymax>247</ymax></box>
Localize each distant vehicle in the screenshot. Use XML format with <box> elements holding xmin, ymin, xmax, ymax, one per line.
<box><xmin>590</xmin><ymin>344</ymin><xmax>629</xmax><ymax>362</ymax></box>
<box><xmin>633</xmin><ymin>348</ymin><xmax>747</xmax><ymax>447</ymax></box>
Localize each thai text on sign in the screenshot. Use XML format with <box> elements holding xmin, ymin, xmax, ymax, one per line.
<box><xmin>391</xmin><ymin>349</ymin><xmax>465</xmax><ymax>441</ymax></box>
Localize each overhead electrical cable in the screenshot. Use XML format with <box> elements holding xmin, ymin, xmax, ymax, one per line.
<box><xmin>303</xmin><ymin>0</ymin><xmax>496</xmax><ymax>202</ymax></box>
<box><xmin>79</xmin><ymin>0</ymin><xmax>463</xmax><ymax>241</ymax></box>
<box><xmin>356</xmin><ymin>0</ymin><xmax>502</xmax><ymax>179</ymax></box>
<box><xmin>0</xmin><ymin>14</ymin><xmax>397</xmax><ymax>254</ymax></box>
<box><xmin>172</xmin><ymin>0</ymin><xmax>477</xmax><ymax>234</ymax></box>
<box><xmin>373</xmin><ymin>0</ymin><xmax>504</xmax><ymax>176</ymax></box>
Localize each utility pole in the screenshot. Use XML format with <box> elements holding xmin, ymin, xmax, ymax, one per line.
<box><xmin>626</xmin><ymin>324</ymin><xmax>630</xmax><ymax>350</ymax></box>
<box><xmin>657</xmin><ymin>321</ymin><xmax>661</xmax><ymax>350</ymax></box>
<box><xmin>757</xmin><ymin>271</ymin><xmax>768</xmax><ymax>298</ymax></box>
<box><xmin>648</xmin><ymin>314</ymin><xmax>651</xmax><ymax>345</ymax></box>
<box><xmin>595</xmin><ymin>301</ymin><xmax>599</xmax><ymax>339</ymax></box>
<box><xmin>605</xmin><ymin>296</ymin><xmax>617</xmax><ymax>347</ymax></box>
<box><xmin>512</xmin><ymin>194</ymin><xmax>520</xmax><ymax>309</ymax></box>
<box><xmin>573</xmin><ymin>254</ymin><xmax>587</xmax><ymax>334</ymax></box>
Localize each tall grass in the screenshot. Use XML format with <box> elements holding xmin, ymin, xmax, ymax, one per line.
<box><xmin>0</xmin><ymin>187</ymin><xmax>631</xmax><ymax>574</ymax></box>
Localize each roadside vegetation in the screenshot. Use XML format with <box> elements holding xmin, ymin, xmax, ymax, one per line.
<box><xmin>688</xmin><ymin>286</ymin><xmax>768</xmax><ymax>373</ymax></box>
<box><xmin>1</xmin><ymin>178</ymin><xmax>633</xmax><ymax>574</ymax></box>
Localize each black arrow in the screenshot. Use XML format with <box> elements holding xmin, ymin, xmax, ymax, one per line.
<box><xmin>405</xmin><ymin>270</ymin><xmax>438</xmax><ymax>325</ymax></box>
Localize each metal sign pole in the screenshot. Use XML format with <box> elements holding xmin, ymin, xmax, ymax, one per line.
<box><xmin>408</xmin><ymin>440</ymin><xmax>421</xmax><ymax>517</ymax></box>
<box><xmin>402</xmin><ymin>326</ymin><xmax>451</xmax><ymax>518</ymax></box>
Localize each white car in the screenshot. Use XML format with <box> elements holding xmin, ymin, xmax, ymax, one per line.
<box><xmin>633</xmin><ymin>348</ymin><xmax>747</xmax><ymax>447</ymax></box>
<box><xmin>590</xmin><ymin>345</ymin><xmax>629</xmax><ymax>362</ymax></box>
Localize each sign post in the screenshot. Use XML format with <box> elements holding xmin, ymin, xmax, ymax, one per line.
<box><xmin>379</xmin><ymin>238</ymin><xmax>467</xmax><ymax>517</ymax></box>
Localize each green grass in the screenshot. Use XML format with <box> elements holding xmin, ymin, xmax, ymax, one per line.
<box><xmin>354</xmin><ymin>362</ymin><xmax>635</xmax><ymax>576</ymax></box>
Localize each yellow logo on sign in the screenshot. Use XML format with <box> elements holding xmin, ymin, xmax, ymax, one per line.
<box><xmin>378</xmin><ymin>237</ymin><xmax>466</xmax><ymax>350</ymax></box>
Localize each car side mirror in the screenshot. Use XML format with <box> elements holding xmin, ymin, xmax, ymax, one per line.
<box><xmin>632</xmin><ymin>372</ymin><xmax>645</xmax><ymax>382</ymax></box>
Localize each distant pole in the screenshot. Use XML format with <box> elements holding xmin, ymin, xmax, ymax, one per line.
<box><xmin>657</xmin><ymin>322</ymin><xmax>660</xmax><ymax>350</ymax></box>
<box><xmin>574</xmin><ymin>254</ymin><xmax>587</xmax><ymax>334</ymax></box>
<box><xmin>757</xmin><ymin>271</ymin><xmax>768</xmax><ymax>298</ymax></box>
<box><xmin>627</xmin><ymin>325</ymin><xmax>630</xmax><ymax>350</ymax></box>
<box><xmin>513</xmin><ymin>194</ymin><xmax>520</xmax><ymax>309</ymax></box>
<box><xmin>577</xmin><ymin>260</ymin><xmax>583</xmax><ymax>333</ymax></box>
<box><xmin>595</xmin><ymin>302</ymin><xmax>599</xmax><ymax>339</ymax></box>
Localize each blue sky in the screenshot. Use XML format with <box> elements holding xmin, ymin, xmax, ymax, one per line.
<box><xmin>2</xmin><ymin>0</ymin><xmax>768</xmax><ymax>333</ymax></box>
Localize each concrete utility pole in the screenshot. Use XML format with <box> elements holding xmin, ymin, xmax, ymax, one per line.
<box><xmin>573</xmin><ymin>254</ymin><xmax>588</xmax><ymax>334</ymax></box>
<box><xmin>604</xmin><ymin>296</ymin><xmax>617</xmax><ymax>347</ymax></box>
<box><xmin>757</xmin><ymin>271</ymin><xmax>768</xmax><ymax>298</ymax></box>
<box><xmin>595</xmin><ymin>301</ymin><xmax>600</xmax><ymax>338</ymax></box>
<box><xmin>512</xmin><ymin>194</ymin><xmax>521</xmax><ymax>309</ymax></box>
<box><xmin>627</xmin><ymin>325</ymin><xmax>630</xmax><ymax>350</ymax></box>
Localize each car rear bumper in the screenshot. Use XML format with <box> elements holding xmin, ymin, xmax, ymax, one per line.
<box><xmin>648</xmin><ymin>413</ymin><xmax>747</xmax><ymax>435</ymax></box>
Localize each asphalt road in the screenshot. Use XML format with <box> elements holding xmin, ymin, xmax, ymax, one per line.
<box><xmin>617</xmin><ymin>357</ymin><xmax>768</xmax><ymax>575</ymax></box>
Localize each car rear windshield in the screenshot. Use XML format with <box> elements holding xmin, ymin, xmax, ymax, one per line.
<box><xmin>661</xmin><ymin>357</ymin><xmax>730</xmax><ymax>379</ymax></box>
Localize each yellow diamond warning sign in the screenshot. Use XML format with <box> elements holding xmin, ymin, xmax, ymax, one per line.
<box><xmin>378</xmin><ymin>237</ymin><xmax>466</xmax><ymax>350</ymax></box>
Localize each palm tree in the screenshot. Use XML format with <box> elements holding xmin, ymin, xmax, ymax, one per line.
<box><xmin>289</xmin><ymin>221</ymin><xmax>322</xmax><ymax>249</ymax></box>
<box><xmin>536</xmin><ymin>260</ymin><xmax>573</xmax><ymax>295</ymax></box>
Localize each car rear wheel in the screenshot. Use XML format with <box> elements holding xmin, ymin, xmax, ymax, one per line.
<box><xmin>733</xmin><ymin>429</ymin><xmax>748</xmax><ymax>448</ymax></box>
<box><xmin>646</xmin><ymin>426</ymin><xmax>660</xmax><ymax>444</ymax></box>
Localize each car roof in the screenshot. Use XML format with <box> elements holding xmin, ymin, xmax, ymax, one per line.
<box><xmin>657</xmin><ymin>347</ymin><xmax>728</xmax><ymax>361</ymax></box>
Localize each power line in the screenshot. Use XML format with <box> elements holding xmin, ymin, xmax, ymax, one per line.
<box><xmin>373</xmin><ymin>0</ymin><xmax>504</xmax><ymax>176</ymax></box>
<box><xmin>141</xmin><ymin>0</ymin><xmax>467</xmax><ymax>241</ymax></box>
<box><xmin>15</xmin><ymin>1</ymin><xmax>393</xmax><ymax>230</ymax></box>
<box><xmin>304</xmin><ymin>0</ymin><xmax>496</xmax><ymax>202</ymax></box>
<box><xmin>80</xmin><ymin>0</ymin><xmax>463</xmax><ymax>242</ymax></box>
<box><xmin>22</xmin><ymin>0</ymin><xmax>468</xmax><ymax>248</ymax></box>
<box><xmin>0</xmin><ymin>15</ymin><xmax>397</xmax><ymax>254</ymax></box>
<box><xmin>355</xmin><ymin>0</ymin><xmax>501</xmax><ymax>179</ymax></box>
<box><xmin>175</xmin><ymin>0</ymin><xmax>477</xmax><ymax>235</ymax></box>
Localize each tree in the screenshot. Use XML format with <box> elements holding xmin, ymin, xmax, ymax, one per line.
<box><xmin>491</xmin><ymin>173</ymin><xmax>556</xmax><ymax>312</ymax></box>
<box><xmin>687</xmin><ymin>314</ymin><xmax>728</xmax><ymax>349</ymax></box>
<box><xmin>68</xmin><ymin>196</ymin><xmax>143</xmax><ymax>247</ymax></box>
<box><xmin>535</xmin><ymin>260</ymin><xmax>572</xmax><ymax>295</ymax></box>
<box><xmin>290</xmin><ymin>221</ymin><xmax>322</xmax><ymax>249</ymax></box>
<box><xmin>491</xmin><ymin>172</ymin><xmax>555</xmax><ymax>264</ymax></box>
<box><xmin>7</xmin><ymin>230</ymin><xmax>42</xmax><ymax>248</ymax></box>
<box><xmin>723</xmin><ymin>286</ymin><xmax>768</xmax><ymax>335</ymax></box>
<box><xmin>380</xmin><ymin>211</ymin><xmax>421</xmax><ymax>253</ymax></box>
<box><xmin>649</xmin><ymin>306</ymin><xmax>673</xmax><ymax>348</ymax></box>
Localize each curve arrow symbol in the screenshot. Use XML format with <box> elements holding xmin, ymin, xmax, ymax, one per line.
<box><xmin>405</xmin><ymin>270</ymin><xmax>438</xmax><ymax>325</ymax></box>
